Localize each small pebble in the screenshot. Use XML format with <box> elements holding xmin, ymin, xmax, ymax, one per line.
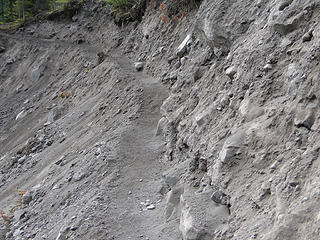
<box><xmin>147</xmin><ymin>204</ymin><xmax>155</xmax><ymax>210</ymax></box>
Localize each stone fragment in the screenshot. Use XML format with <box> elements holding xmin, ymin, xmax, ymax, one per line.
<box><xmin>294</xmin><ymin>110</ymin><xmax>314</xmax><ymax>130</ymax></box>
<box><xmin>14</xmin><ymin>210</ymin><xmax>26</xmax><ymax>222</ymax></box>
<box><xmin>18</xmin><ymin>155</ymin><xmax>26</xmax><ymax>164</ymax></box>
<box><xmin>302</xmin><ymin>30</ymin><xmax>313</xmax><ymax>42</ymax></box>
<box><xmin>15</xmin><ymin>84</ymin><xmax>24</xmax><ymax>93</ymax></box>
<box><xmin>239</xmin><ymin>98</ymin><xmax>264</xmax><ymax>121</ymax></box>
<box><xmin>156</xmin><ymin>117</ymin><xmax>168</xmax><ymax>136</ymax></box>
<box><xmin>195</xmin><ymin>110</ymin><xmax>211</xmax><ymax>127</ymax></box>
<box><xmin>198</xmin><ymin>158</ymin><xmax>207</xmax><ymax>172</ymax></box>
<box><xmin>6</xmin><ymin>58</ymin><xmax>15</xmax><ymax>64</ymax></box>
<box><xmin>180</xmin><ymin>186</ymin><xmax>229</xmax><ymax>240</ymax></box>
<box><xmin>165</xmin><ymin>185</ymin><xmax>184</xmax><ymax>220</ymax></box>
<box><xmin>22</xmin><ymin>192</ymin><xmax>33</xmax><ymax>205</ymax></box>
<box><xmin>225</xmin><ymin>66</ymin><xmax>236</xmax><ymax>79</ymax></box>
<box><xmin>147</xmin><ymin>204</ymin><xmax>155</xmax><ymax>210</ymax></box>
<box><xmin>220</xmin><ymin>96</ymin><xmax>230</xmax><ymax>108</ymax></box>
<box><xmin>134</xmin><ymin>62</ymin><xmax>144</xmax><ymax>71</ymax></box>
<box><xmin>193</xmin><ymin>67</ymin><xmax>204</xmax><ymax>82</ymax></box>
<box><xmin>168</xmin><ymin>55</ymin><xmax>178</xmax><ymax>64</ymax></box>
<box><xmin>176</xmin><ymin>34</ymin><xmax>192</xmax><ymax>58</ymax></box>
<box><xmin>261</xmin><ymin>182</ymin><xmax>271</xmax><ymax>194</ymax></box>
<box><xmin>16</xmin><ymin>110</ymin><xmax>27</xmax><ymax>120</ymax></box>
<box><xmin>0</xmin><ymin>45</ymin><xmax>5</xmax><ymax>53</ymax></box>
<box><xmin>31</xmin><ymin>64</ymin><xmax>46</xmax><ymax>82</ymax></box>
<box><xmin>97</xmin><ymin>51</ymin><xmax>105</xmax><ymax>64</ymax></box>
<box><xmin>278</xmin><ymin>0</ymin><xmax>293</xmax><ymax>11</ymax></box>
<box><xmin>211</xmin><ymin>191</ymin><xmax>224</xmax><ymax>204</ymax></box>
<box><xmin>263</xmin><ymin>64</ymin><xmax>273</xmax><ymax>71</ymax></box>
<box><xmin>195</xmin><ymin>16</ymin><xmax>230</xmax><ymax>52</ymax></box>
<box><xmin>219</xmin><ymin>128</ymin><xmax>246</xmax><ymax>164</ymax></box>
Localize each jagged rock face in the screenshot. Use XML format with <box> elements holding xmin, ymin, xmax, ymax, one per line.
<box><xmin>136</xmin><ymin>0</ymin><xmax>320</xmax><ymax>239</ymax></box>
<box><xmin>1</xmin><ymin>0</ymin><xmax>320</xmax><ymax>239</ymax></box>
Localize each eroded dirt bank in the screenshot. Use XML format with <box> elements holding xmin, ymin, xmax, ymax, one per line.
<box><xmin>1</xmin><ymin>0</ymin><xmax>320</xmax><ymax>239</ymax></box>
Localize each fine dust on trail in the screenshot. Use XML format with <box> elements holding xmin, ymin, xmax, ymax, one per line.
<box><xmin>104</xmin><ymin>55</ymin><xmax>179</xmax><ymax>239</ymax></box>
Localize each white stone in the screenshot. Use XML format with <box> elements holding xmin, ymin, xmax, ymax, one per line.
<box><xmin>176</xmin><ymin>34</ymin><xmax>192</xmax><ymax>58</ymax></box>
<box><xmin>147</xmin><ymin>204</ymin><xmax>156</xmax><ymax>210</ymax></box>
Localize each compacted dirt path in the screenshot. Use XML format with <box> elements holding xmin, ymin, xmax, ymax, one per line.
<box><xmin>104</xmin><ymin>56</ymin><xmax>179</xmax><ymax>239</ymax></box>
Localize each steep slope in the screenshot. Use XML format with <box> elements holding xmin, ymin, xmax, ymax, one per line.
<box><xmin>1</xmin><ymin>0</ymin><xmax>320</xmax><ymax>239</ymax></box>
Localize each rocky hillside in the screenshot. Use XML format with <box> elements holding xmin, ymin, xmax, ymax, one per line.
<box><xmin>0</xmin><ymin>0</ymin><xmax>320</xmax><ymax>239</ymax></box>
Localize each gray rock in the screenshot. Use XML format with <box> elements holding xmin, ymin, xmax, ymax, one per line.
<box><xmin>15</xmin><ymin>84</ymin><xmax>24</xmax><ymax>93</ymax></box>
<box><xmin>147</xmin><ymin>204</ymin><xmax>156</xmax><ymax>210</ymax></box>
<box><xmin>168</xmin><ymin>55</ymin><xmax>178</xmax><ymax>64</ymax></box>
<box><xmin>272</xmin><ymin>14</ymin><xmax>300</xmax><ymax>36</ymax></box>
<box><xmin>56</xmin><ymin>226</ymin><xmax>70</xmax><ymax>240</ymax></box>
<box><xmin>211</xmin><ymin>190</ymin><xmax>224</xmax><ymax>204</ymax></box>
<box><xmin>156</xmin><ymin>117</ymin><xmax>168</xmax><ymax>136</ymax></box>
<box><xmin>165</xmin><ymin>185</ymin><xmax>184</xmax><ymax>220</ymax></box>
<box><xmin>18</xmin><ymin>155</ymin><xmax>26</xmax><ymax>164</ymax></box>
<box><xmin>239</xmin><ymin>98</ymin><xmax>264</xmax><ymax>121</ymax></box>
<box><xmin>294</xmin><ymin>110</ymin><xmax>315</xmax><ymax>130</ymax></box>
<box><xmin>263</xmin><ymin>64</ymin><xmax>273</xmax><ymax>71</ymax></box>
<box><xmin>31</xmin><ymin>64</ymin><xmax>46</xmax><ymax>82</ymax></box>
<box><xmin>45</xmin><ymin>106</ymin><xmax>65</xmax><ymax>125</ymax></box>
<box><xmin>0</xmin><ymin>45</ymin><xmax>5</xmax><ymax>53</ymax></box>
<box><xmin>176</xmin><ymin>34</ymin><xmax>192</xmax><ymax>58</ymax></box>
<box><xmin>134</xmin><ymin>62</ymin><xmax>144</xmax><ymax>71</ymax></box>
<box><xmin>198</xmin><ymin>158</ymin><xmax>207</xmax><ymax>172</ymax></box>
<box><xmin>195</xmin><ymin>110</ymin><xmax>211</xmax><ymax>127</ymax></box>
<box><xmin>6</xmin><ymin>58</ymin><xmax>15</xmax><ymax>64</ymax></box>
<box><xmin>219</xmin><ymin>128</ymin><xmax>246</xmax><ymax>164</ymax></box>
<box><xmin>22</xmin><ymin>192</ymin><xmax>33</xmax><ymax>205</ymax></box>
<box><xmin>302</xmin><ymin>30</ymin><xmax>313</xmax><ymax>42</ymax></box>
<box><xmin>220</xmin><ymin>96</ymin><xmax>230</xmax><ymax>108</ymax></box>
<box><xmin>180</xmin><ymin>186</ymin><xmax>229</xmax><ymax>240</ymax></box>
<box><xmin>13</xmin><ymin>210</ymin><xmax>26</xmax><ymax>222</ymax></box>
<box><xmin>279</xmin><ymin>0</ymin><xmax>293</xmax><ymax>11</ymax></box>
<box><xmin>225</xmin><ymin>66</ymin><xmax>237</xmax><ymax>79</ymax></box>
<box><xmin>195</xmin><ymin>15</ymin><xmax>230</xmax><ymax>53</ymax></box>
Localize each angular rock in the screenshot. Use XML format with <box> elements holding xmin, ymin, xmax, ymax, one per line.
<box><xmin>0</xmin><ymin>45</ymin><xmax>5</xmax><ymax>53</ymax></box>
<box><xmin>263</xmin><ymin>64</ymin><xmax>273</xmax><ymax>71</ymax></box>
<box><xmin>179</xmin><ymin>186</ymin><xmax>229</xmax><ymax>240</ymax></box>
<box><xmin>156</xmin><ymin>117</ymin><xmax>168</xmax><ymax>136</ymax></box>
<box><xmin>294</xmin><ymin>110</ymin><xmax>315</xmax><ymax>130</ymax></box>
<box><xmin>225</xmin><ymin>66</ymin><xmax>237</xmax><ymax>79</ymax></box>
<box><xmin>279</xmin><ymin>0</ymin><xmax>293</xmax><ymax>11</ymax></box>
<box><xmin>219</xmin><ymin>128</ymin><xmax>246</xmax><ymax>164</ymax></box>
<box><xmin>239</xmin><ymin>98</ymin><xmax>264</xmax><ymax>122</ymax></box>
<box><xmin>302</xmin><ymin>30</ymin><xmax>313</xmax><ymax>42</ymax></box>
<box><xmin>195</xmin><ymin>16</ymin><xmax>230</xmax><ymax>53</ymax></box>
<box><xmin>15</xmin><ymin>84</ymin><xmax>24</xmax><ymax>93</ymax></box>
<box><xmin>165</xmin><ymin>185</ymin><xmax>184</xmax><ymax>220</ymax></box>
<box><xmin>31</xmin><ymin>64</ymin><xmax>46</xmax><ymax>82</ymax></box>
<box><xmin>147</xmin><ymin>204</ymin><xmax>156</xmax><ymax>210</ymax></box>
<box><xmin>22</xmin><ymin>191</ymin><xmax>33</xmax><ymax>205</ymax></box>
<box><xmin>45</xmin><ymin>106</ymin><xmax>64</xmax><ymax>125</ymax></box>
<box><xmin>176</xmin><ymin>34</ymin><xmax>192</xmax><ymax>58</ymax></box>
<box><xmin>13</xmin><ymin>210</ymin><xmax>26</xmax><ymax>222</ymax></box>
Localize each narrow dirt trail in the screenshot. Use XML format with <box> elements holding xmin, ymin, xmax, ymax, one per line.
<box><xmin>103</xmin><ymin>56</ymin><xmax>179</xmax><ymax>239</ymax></box>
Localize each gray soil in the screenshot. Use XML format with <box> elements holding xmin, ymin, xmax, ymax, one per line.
<box><xmin>1</xmin><ymin>0</ymin><xmax>320</xmax><ymax>239</ymax></box>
